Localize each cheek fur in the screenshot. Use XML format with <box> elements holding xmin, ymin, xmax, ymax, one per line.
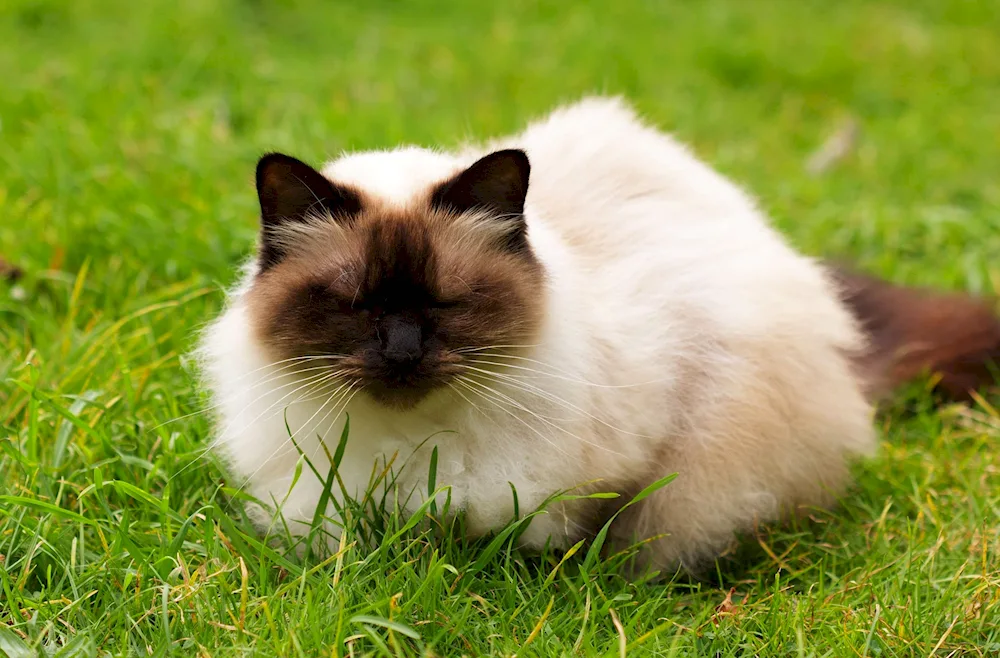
<box><xmin>249</xmin><ymin>284</ymin><xmax>372</xmax><ymax>358</ymax></box>
<box><xmin>434</xmin><ymin>290</ymin><xmax>542</xmax><ymax>349</ymax></box>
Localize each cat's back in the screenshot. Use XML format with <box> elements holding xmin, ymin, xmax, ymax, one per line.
<box><xmin>510</xmin><ymin>98</ymin><xmax>843</xmax><ymax>335</ymax></box>
<box><xmin>511</xmin><ymin>97</ymin><xmax>755</xmax><ymax>243</ymax></box>
<box><xmin>509</xmin><ymin>99</ymin><xmax>867</xmax><ymax>421</ymax></box>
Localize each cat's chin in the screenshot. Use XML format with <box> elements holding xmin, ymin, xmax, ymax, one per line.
<box><xmin>364</xmin><ymin>381</ymin><xmax>442</xmax><ymax>410</ymax></box>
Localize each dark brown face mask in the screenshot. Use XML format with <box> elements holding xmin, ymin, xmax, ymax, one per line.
<box><xmin>245</xmin><ymin>149</ymin><xmax>546</xmax><ymax>409</ymax></box>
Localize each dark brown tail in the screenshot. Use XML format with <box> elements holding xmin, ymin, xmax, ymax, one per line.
<box><xmin>830</xmin><ymin>267</ymin><xmax>1000</xmax><ymax>401</ymax></box>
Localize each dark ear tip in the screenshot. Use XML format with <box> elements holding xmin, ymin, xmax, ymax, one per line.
<box><xmin>257</xmin><ymin>153</ymin><xmax>285</xmax><ymax>184</ymax></box>
<box><xmin>496</xmin><ymin>149</ymin><xmax>530</xmax><ymax>174</ymax></box>
<box><xmin>482</xmin><ymin>149</ymin><xmax>530</xmax><ymax>190</ymax></box>
<box><xmin>257</xmin><ymin>152</ymin><xmax>293</xmax><ymax>167</ymax></box>
<box><xmin>497</xmin><ymin>148</ymin><xmax>528</xmax><ymax>160</ymax></box>
<box><xmin>256</xmin><ymin>152</ymin><xmax>322</xmax><ymax>193</ymax></box>
<box><xmin>257</xmin><ymin>151</ymin><xmax>299</xmax><ymax>175</ymax></box>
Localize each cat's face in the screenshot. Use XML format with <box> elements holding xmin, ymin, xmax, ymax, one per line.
<box><xmin>245</xmin><ymin>150</ymin><xmax>545</xmax><ymax>409</ymax></box>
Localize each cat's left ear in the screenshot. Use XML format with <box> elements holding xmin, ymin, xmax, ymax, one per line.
<box><xmin>431</xmin><ymin>150</ymin><xmax>531</xmax><ymax>250</ymax></box>
<box><xmin>255</xmin><ymin>153</ymin><xmax>362</xmax><ymax>269</ymax></box>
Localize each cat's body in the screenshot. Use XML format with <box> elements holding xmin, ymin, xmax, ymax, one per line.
<box><xmin>200</xmin><ymin>98</ymin><xmax>999</xmax><ymax>571</ymax></box>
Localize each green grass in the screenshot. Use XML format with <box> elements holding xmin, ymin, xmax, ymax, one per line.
<box><xmin>2</xmin><ymin>0</ymin><xmax>999</xmax><ymax>655</ymax></box>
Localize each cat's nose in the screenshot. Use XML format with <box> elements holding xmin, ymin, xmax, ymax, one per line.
<box><xmin>382</xmin><ymin>316</ymin><xmax>423</xmax><ymax>365</ymax></box>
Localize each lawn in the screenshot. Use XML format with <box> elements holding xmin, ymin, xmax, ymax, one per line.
<box><xmin>2</xmin><ymin>0</ymin><xmax>999</xmax><ymax>655</ymax></box>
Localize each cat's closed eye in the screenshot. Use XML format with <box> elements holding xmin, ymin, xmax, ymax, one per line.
<box><xmin>430</xmin><ymin>298</ymin><xmax>464</xmax><ymax>310</ymax></box>
<box><xmin>303</xmin><ymin>282</ymin><xmax>357</xmax><ymax>313</ymax></box>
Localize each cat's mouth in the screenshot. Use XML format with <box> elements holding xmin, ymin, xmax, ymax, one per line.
<box><xmin>360</xmin><ymin>354</ymin><xmax>463</xmax><ymax>409</ymax></box>
<box><xmin>364</xmin><ymin>380</ymin><xmax>444</xmax><ymax>409</ymax></box>
<box><xmin>282</xmin><ymin>353</ymin><xmax>464</xmax><ymax>410</ymax></box>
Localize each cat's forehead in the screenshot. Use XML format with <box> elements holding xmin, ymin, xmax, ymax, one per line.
<box><xmin>321</xmin><ymin>147</ymin><xmax>461</xmax><ymax>206</ymax></box>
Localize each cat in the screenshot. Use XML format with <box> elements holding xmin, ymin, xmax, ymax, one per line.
<box><xmin>198</xmin><ymin>97</ymin><xmax>1000</xmax><ymax>572</ymax></box>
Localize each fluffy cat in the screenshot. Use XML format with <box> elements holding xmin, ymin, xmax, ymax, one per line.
<box><xmin>199</xmin><ymin>97</ymin><xmax>1000</xmax><ymax>571</ymax></box>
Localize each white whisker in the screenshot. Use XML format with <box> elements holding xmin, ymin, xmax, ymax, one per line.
<box><xmin>452</xmin><ymin>344</ymin><xmax>542</xmax><ymax>355</ymax></box>
<box><xmin>222</xmin><ymin>353</ymin><xmax>350</xmax><ymax>384</ymax></box>
<box><xmin>454</xmin><ymin>377</ymin><xmax>574</xmax><ymax>459</ymax></box>
<box><xmin>216</xmin><ymin>369</ymin><xmax>348</xmax><ymax>443</ymax></box>
<box><xmin>227</xmin><ymin>380</ymin><xmax>360</xmax><ymax>501</ymax></box>
<box><xmin>458</xmin><ymin>376</ymin><xmax>628</xmax><ymax>458</ymax></box>
<box><xmin>467</xmin><ymin>356</ymin><xmax>668</xmax><ymax>389</ymax></box>
<box><xmin>151</xmin><ymin>366</ymin><xmax>347</xmax><ymax>432</ymax></box>
<box><xmin>305</xmin><ymin>384</ymin><xmax>364</xmax><ymax>460</ymax></box>
<box><xmin>458</xmin><ymin>364</ymin><xmax>653</xmax><ymax>439</ymax></box>
<box><xmin>166</xmin><ymin>371</ymin><xmax>352</xmax><ymax>485</ymax></box>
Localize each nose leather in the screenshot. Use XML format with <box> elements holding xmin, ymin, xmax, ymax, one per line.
<box><xmin>383</xmin><ymin>316</ymin><xmax>423</xmax><ymax>364</ymax></box>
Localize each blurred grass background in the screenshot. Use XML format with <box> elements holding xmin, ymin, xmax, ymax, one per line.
<box><xmin>1</xmin><ymin>0</ymin><xmax>998</xmax><ymax>655</ymax></box>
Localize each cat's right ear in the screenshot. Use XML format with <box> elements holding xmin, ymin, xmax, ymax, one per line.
<box><xmin>430</xmin><ymin>149</ymin><xmax>531</xmax><ymax>254</ymax></box>
<box><xmin>255</xmin><ymin>153</ymin><xmax>362</xmax><ymax>269</ymax></box>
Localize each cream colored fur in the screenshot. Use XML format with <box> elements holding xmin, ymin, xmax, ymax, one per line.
<box><xmin>199</xmin><ymin>97</ymin><xmax>876</xmax><ymax>571</ymax></box>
